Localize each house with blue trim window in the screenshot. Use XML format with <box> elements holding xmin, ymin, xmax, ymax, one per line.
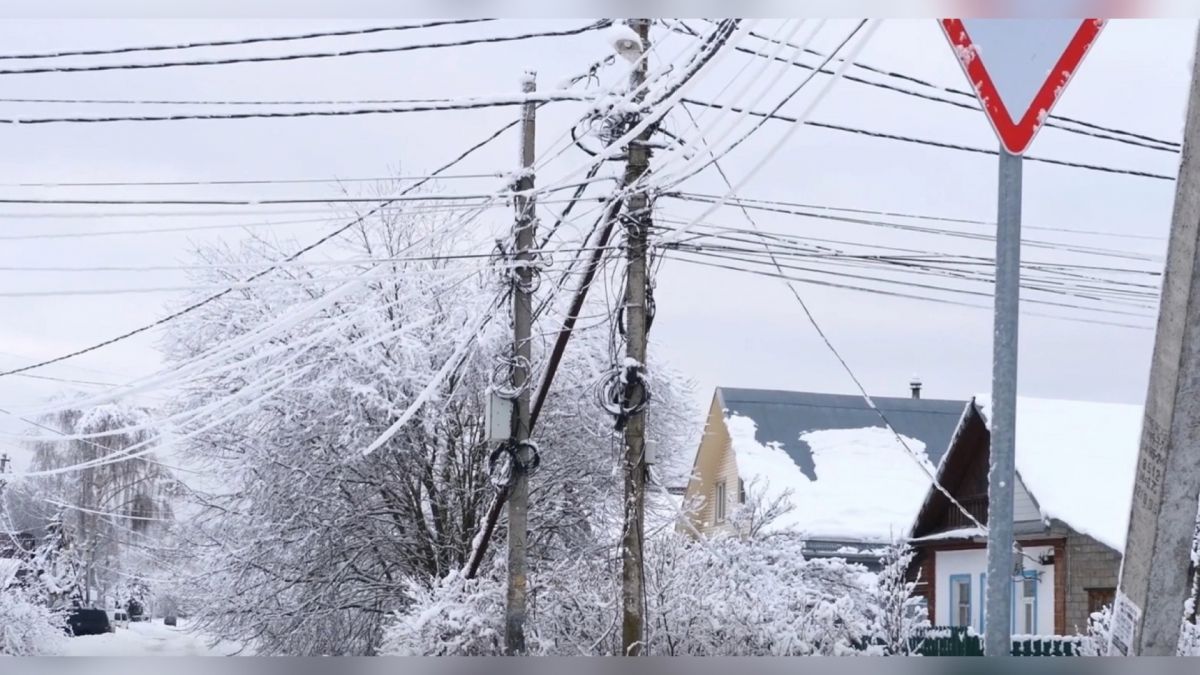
<box><xmin>905</xmin><ymin>396</ymin><xmax>1152</xmax><ymax>636</ymax></box>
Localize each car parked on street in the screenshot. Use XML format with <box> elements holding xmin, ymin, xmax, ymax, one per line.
<box><xmin>66</xmin><ymin>607</ymin><xmax>112</xmax><ymax>636</ymax></box>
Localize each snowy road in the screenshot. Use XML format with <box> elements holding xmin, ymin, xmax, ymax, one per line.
<box><xmin>62</xmin><ymin>620</ymin><xmax>245</xmax><ymax>656</ymax></box>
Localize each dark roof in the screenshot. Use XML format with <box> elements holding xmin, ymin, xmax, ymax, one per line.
<box><xmin>717</xmin><ymin>387</ymin><xmax>968</xmax><ymax>481</ymax></box>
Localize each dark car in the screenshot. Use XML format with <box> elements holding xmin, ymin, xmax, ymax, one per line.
<box><xmin>66</xmin><ymin>607</ymin><xmax>112</xmax><ymax>636</ymax></box>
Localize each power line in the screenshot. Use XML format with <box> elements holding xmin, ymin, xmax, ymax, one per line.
<box><xmin>716</xmin><ymin>21</ymin><xmax>1181</xmax><ymax>153</ymax></box>
<box><xmin>0</xmin><ymin>95</ymin><xmax>486</xmax><ymax>106</ymax></box>
<box><xmin>670</xmin><ymin>191</ymin><xmax>1169</xmax><ymax>241</ymax></box>
<box><xmin>671</xmin><ymin>245</ymin><xmax>1156</xmax><ymax>316</ymax></box>
<box><xmin>0</xmin><ymin>115</ymin><xmax>522</xmax><ymax>379</ymax></box>
<box><xmin>679</xmin><ymin>98</ymin><xmax>1177</xmax><ymax>181</ymax></box>
<box><xmin>0</xmin><ymin>92</ymin><xmax>593</xmax><ymax>125</ymax></box>
<box><xmin>0</xmin><ymin>19</ymin><xmax>498</xmax><ymax>61</ymax></box>
<box><xmin>664</xmin><ymin>251</ymin><xmax>1153</xmax><ymax>331</ymax></box>
<box><xmin>0</xmin><ymin>22</ymin><xmax>609</xmax><ymax>77</ymax></box>
<box><xmin>0</xmin><ymin>189</ymin><xmax>603</xmax><ymax>206</ymax></box>
<box><xmin>0</xmin><ymin>245</ymin><xmax>625</xmax><ymax>274</ymax></box>
<box><xmin>0</xmin><ymin>172</ymin><xmax>504</xmax><ymax>188</ymax></box>
<box><xmin>664</xmin><ymin>194</ymin><xmax>1163</xmax><ymax>262</ymax></box>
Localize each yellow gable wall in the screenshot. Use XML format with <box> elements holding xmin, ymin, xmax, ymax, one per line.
<box><xmin>679</xmin><ymin>392</ymin><xmax>741</xmax><ymax>536</ymax></box>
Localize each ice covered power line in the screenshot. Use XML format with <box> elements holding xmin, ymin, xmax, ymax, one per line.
<box><xmin>0</xmin><ymin>46</ymin><xmax>628</xmax><ymax>380</ymax></box>
<box><xmin>0</xmin><ymin>172</ymin><xmax>507</xmax><ymax>188</ymax></box>
<box><xmin>0</xmin><ymin>121</ymin><xmax>520</xmax><ymax>380</ymax></box>
<box><xmin>0</xmin><ymin>246</ymin><xmax>625</xmax><ymax>275</ymax></box>
<box><xmin>662</xmin><ymin>20</ymin><xmax>877</xmax><ymax>244</ymax></box>
<box><xmin>0</xmin><ymin>19</ymin><xmax>499</xmax><ymax>60</ymax></box>
<box><xmin>0</xmin><ymin>92</ymin><xmax>596</xmax><ymax>125</ymax></box>
<box><xmin>672</xmin><ymin>18</ymin><xmax>1175</xmax><ymax>152</ymax></box>
<box><xmin>670</xmin><ymin>192</ymin><xmax>1169</xmax><ymax>241</ymax></box>
<box><xmin>0</xmin><ymin>190</ymin><xmax>604</xmax><ymax>206</ymax></box>
<box><xmin>679</xmin><ymin>98</ymin><xmax>1177</xmax><ymax>181</ymax></box>
<box><xmin>715</xmin><ymin>22</ymin><xmax>1180</xmax><ymax>153</ymax></box>
<box><xmin>0</xmin><ymin>21</ymin><xmax>610</xmax><ymax>76</ymax></box>
<box><xmin>663</xmin><ymin>251</ymin><xmax>1154</xmax><ymax>331</ymax></box>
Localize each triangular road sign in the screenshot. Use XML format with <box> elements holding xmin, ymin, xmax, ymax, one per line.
<box><xmin>941</xmin><ymin>19</ymin><xmax>1105</xmax><ymax>155</ymax></box>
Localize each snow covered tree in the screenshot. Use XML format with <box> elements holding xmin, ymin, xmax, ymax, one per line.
<box><xmin>865</xmin><ymin>543</ymin><xmax>927</xmax><ymax>655</ymax></box>
<box><xmin>0</xmin><ymin>586</ymin><xmax>67</xmax><ymax>656</ymax></box>
<box><xmin>26</xmin><ymin>513</ymin><xmax>83</xmax><ymax>609</ymax></box>
<box><xmin>25</xmin><ymin>402</ymin><xmax>177</xmax><ymax>609</ymax></box>
<box><xmin>163</xmin><ymin>189</ymin><xmax>694</xmax><ymax>655</ymax></box>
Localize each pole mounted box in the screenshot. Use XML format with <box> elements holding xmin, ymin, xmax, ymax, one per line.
<box><xmin>486</xmin><ymin>391</ymin><xmax>514</xmax><ymax>443</ymax></box>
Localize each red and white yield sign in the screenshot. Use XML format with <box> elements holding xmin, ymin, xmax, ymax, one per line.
<box><xmin>941</xmin><ymin>19</ymin><xmax>1105</xmax><ymax>155</ymax></box>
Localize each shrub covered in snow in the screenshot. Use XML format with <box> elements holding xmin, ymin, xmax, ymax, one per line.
<box><xmin>0</xmin><ymin>586</ymin><xmax>67</xmax><ymax>656</ymax></box>
<box><xmin>383</xmin><ymin>533</ymin><xmax>924</xmax><ymax>656</ymax></box>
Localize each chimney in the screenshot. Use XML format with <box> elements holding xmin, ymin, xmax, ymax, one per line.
<box><xmin>910</xmin><ymin>375</ymin><xmax>922</xmax><ymax>400</ymax></box>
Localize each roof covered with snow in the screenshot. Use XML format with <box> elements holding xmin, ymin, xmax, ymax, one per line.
<box><xmin>723</xmin><ymin>387</ymin><xmax>968</xmax><ymax>542</ymax></box>
<box><xmin>975</xmin><ymin>395</ymin><xmax>1143</xmax><ymax>551</ymax></box>
<box><xmin>718</xmin><ymin>388</ymin><xmax>967</xmax><ymax>480</ymax></box>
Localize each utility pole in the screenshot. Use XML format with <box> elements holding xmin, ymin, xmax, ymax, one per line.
<box><xmin>620</xmin><ymin>18</ymin><xmax>652</xmax><ymax>657</ymax></box>
<box><xmin>984</xmin><ymin>148</ymin><xmax>1021</xmax><ymax>657</ymax></box>
<box><xmin>1112</xmin><ymin>25</ymin><xmax>1200</xmax><ymax>657</ymax></box>
<box><xmin>505</xmin><ymin>69</ymin><xmax>537</xmax><ymax>656</ymax></box>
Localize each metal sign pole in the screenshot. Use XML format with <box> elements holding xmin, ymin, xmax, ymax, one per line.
<box><xmin>985</xmin><ymin>147</ymin><xmax>1022</xmax><ymax>657</ymax></box>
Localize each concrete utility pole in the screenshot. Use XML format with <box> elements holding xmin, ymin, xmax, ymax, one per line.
<box><xmin>505</xmin><ymin>70</ymin><xmax>537</xmax><ymax>656</ymax></box>
<box><xmin>620</xmin><ymin>18</ymin><xmax>652</xmax><ymax>657</ymax></box>
<box><xmin>1112</xmin><ymin>26</ymin><xmax>1200</xmax><ymax>657</ymax></box>
<box><xmin>984</xmin><ymin>148</ymin><xmax>1022</xmax><ymax>657</ymax></box>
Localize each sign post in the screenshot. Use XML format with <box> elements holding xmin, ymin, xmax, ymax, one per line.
<box><xmin>940</xmin><ymin>19</ymin><xmax>1104</xmax><ymax>657</ymax></box>
<box><xmin>1112</xmin><ymin>25</ymin><xmax>1200</xmax><ymax>657</ymax></box>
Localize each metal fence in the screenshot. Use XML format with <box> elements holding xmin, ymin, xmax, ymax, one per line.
<box><xmin>909</xmin><ymin>627</ymin><xmax>1090</xmax><ymax>656</ymax></box>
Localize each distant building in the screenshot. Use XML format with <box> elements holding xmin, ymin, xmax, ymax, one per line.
<box><xmin>679</xmin><ymin>386</ymin><xmax>967</xmax><ymax>568</ymax></box>
<box><xmin>907</xmin><ymin>396</ymin><xmax>1149</xmax><ymax>636</ymax></box>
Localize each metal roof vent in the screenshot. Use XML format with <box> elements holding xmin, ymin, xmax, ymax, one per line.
<box><xmin>910</xmin><ymin>375</ymin><xmax>923</xmax><ymax>400</ymax></box>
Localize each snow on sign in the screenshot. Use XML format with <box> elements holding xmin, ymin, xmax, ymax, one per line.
<box><xmin>940</xmin><ymin>19</ymin><xmax>1105</xmax><ymax>155</ymax></box>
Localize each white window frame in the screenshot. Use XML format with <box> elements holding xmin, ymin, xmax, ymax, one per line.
<box><xmin>715</xmin><ymin>480</ymin><xmax>727</xmax><ymax>523</ymax></box>
<box><xmin>1012</xmin><ymin>571</ymin><xmax>1038</xmax><ymax>634</ymax></box>
<box><xmin>949</xmin><ymin>574</ymin><xmax>972</xmax><ymax>628</ymax></box>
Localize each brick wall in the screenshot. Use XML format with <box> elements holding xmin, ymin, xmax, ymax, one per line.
<box><xmin>1057</xmin><ymin>524</ymin><xmax>1122</xmax><ymax>634</ymax></box>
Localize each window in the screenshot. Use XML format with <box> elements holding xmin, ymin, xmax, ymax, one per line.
<box><xmin>715</xmin><ymin>480</ymin><xmax>727</xmax><ymax>523</ymax></box>
<box><xmin>1012</xmin><ymin>572</ymin><xmax>1038</xmax><ymax>634</ymax></box>
<box><xmin>949</xmin><ymin>574</ymin><xmax>972</xmax><ymax>627</ymax></box>
<box><xmin>1087</xmin><ymin>587</ymin><xmax>1116</xmax><ymax>616</ymax></box>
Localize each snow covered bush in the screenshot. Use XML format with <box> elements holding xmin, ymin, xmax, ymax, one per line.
<box><xmin>1179</xmin><ymin>611</ymin><xmax>1200</xmax><ymax>657</ymax></box>
<box><xmin>384</xmin><ymin>531</ymin><xmax>906</xmax><ymax>656</ymax></box>
<box><xmin>384</xmin><ymin>571</ymin><xmax>507</xmax><ymax>656</ymax></box>
<box><xmin>1076</xmin><ymin>604</ymin><xmax>1110</xmax><ymax>656</ymax></box>
<box><xmin>866</xmin><ymin>543</ymin><xmax>928</xmax><ymax>655</ymax></box>
<box><xmin>0</xmin><ymin>587</ymin><xmax>66</xmax><ymax>656</ymax></box>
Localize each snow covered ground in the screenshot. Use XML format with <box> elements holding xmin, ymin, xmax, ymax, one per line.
<box><xmin>62</xmin><ymin>619</ymin><xmax>246</xmax><ymax>656</ymax></box>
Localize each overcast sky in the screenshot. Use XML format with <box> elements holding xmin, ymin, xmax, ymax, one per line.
<box><xmin>0</xmin><ymin>18</ymin><xmax>1192</xmax><ymax>466</ymax></box>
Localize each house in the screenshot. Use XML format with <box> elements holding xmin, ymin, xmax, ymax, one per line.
<box><xmin>907</xmin><ymin>395</ymin><xmax>1146</xmax><ymax>636</ymax></box>
<box><xmin>680</xmin><ymin>385</ymin><xmax>968</xmax><ymax>567</ymax></box>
